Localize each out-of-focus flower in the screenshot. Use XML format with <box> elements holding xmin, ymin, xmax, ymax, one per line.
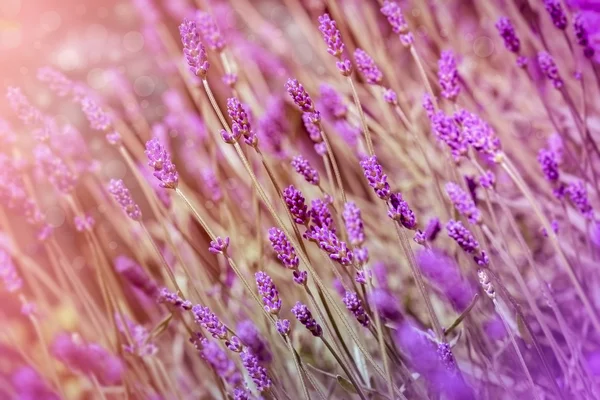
<box><xmin>108</xmin><ymin>179</ymin><xmax>142</xmax><ymax>221</ymax></box>
<box><xmin>438</xmin><ymin>51</ymin><xmax>460</xmax><ymax>101</ymax></box>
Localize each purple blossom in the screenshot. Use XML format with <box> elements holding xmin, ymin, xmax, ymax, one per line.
<box><xmin>291</xmin><ymin>155</ymin><xmax>320</xmax><ymax>185</ymax></box>
<box><xmin>233</xmin><ymin>387</ymin><xmax>252</xmax><ymax>400</ymax></box>
<box><xmin>495</xmin><ymin>17</ymin><xmax>520</xmax><ymax>53</ymax></box>
<box><xmin>431</xmin><ymin>111</ymin><xmax>467</xmax><ymax>162</ymax></box>
<box><xmin>308</xmin><ymin>197</ymin><xmax>335</xmax><ymax>232</ymax></box>
<box><xmin>370</xmin><ymin>288</ymin><xmax>403</xmax><ymax>322</ymax></box>
<box><xmin>268</xmin><ymin>227</ymin><xmax>299</xmax><ymax>269</ymax></box>
<box><xmin>293</xmin><ymin>270</ymin><xmax>308</xmax><ymax>285</ymax></box>
<box><xmin>538</xmin><ymin>148</ymin><xmax>560</xmax><ymax>182</ymax></box>
<box><xmin>354</xmin><ymin>48</ymin><xmax>383</xmax><ymax>85</ymax></box>
<box><xmin>360</xmin><ymin>155</ymin><xmax>391</xmax><ymax>200</ymax></box>
<box><xmin>417</xmin><ymin>248</ymin><xmax>475</xmax><ymax>312</ymax></box>
<box><xmin>115</xmin><ymin>255</ymin><xmax>159</xmax><ymax>298</ymax></box>
<box><xmin>538</xmin><ymin>51</ymin><xmax>563</xmax><ymax>89</ymax></box>
<box><xmin>567</xmin><ymin>180</ymin><xmax>594</xmax><ymax>219</ymax></box>
<box><xmin>179</xmin><ymin>19</ymin><xmax>210</xmax><ymax>78</ymax></box>
<box><xmin>424</xmin><ymin>217</ymin><xmax>442</xmax><ymax>242</ymax></box>
<box><xmin>240</xmin><ymin>349</ymin><xmax>272</xmax><ymax>392</ymax></box>
<box><xmin>255</xmin><ymin>271</ymin><xmax>282</xmax><ymax>315</ymax></box>
<box><xmin>259</xmin><ymin>97</ymin><xmax>289</xmax><ymax>159</ymax></box>
<box><xmin>158</xmin><ymin>288</ymin><xmax>192</xmax><ymax>311</ymax></box>
<box><xmin>74</xmin><ymin>214</ymin><xmax>95</xmax><ymax>232</ymax></box>
<box><xmin>34</xmin><ymin>145</ymin><xmax>77</xmax><ymax>193</ymax></box>
<box><xmin>438</xmin><ymin>51</ymin><xmax>460</xmax><ymax>101</ymax></box>
<box><xmin>209</xmin><ymin>237</ymin><xmax>230</xmax><ymax>254</ymax></box>
<box><xmin>479</xmin><ymin>170</ymin><xmax>496</xmax><ymax>189</ymax></box>
<box><xmin>318</xmin><ymin>13</ymin><xmax>344</xmax><ymax>57</ymax></box>
<box><xmin>455</xmin><ymin>109</ymin><xmax>501</xmax><ymax>158</ymax></box>
<box><xmin>387</xmin><ymin>193</ymin><xmax>417</xmax><ymax>229</ymax></box>
<box><xmin>308</xmin><ymin>226</ymin><xmax>353</xmax><ymax>266</ymax></box>
<box><xmin>292</xmin><ymin>301</ymin><xmax>322</xmax><ymax>337</ymax></box>
<box><xmin>227</xmin><ymin>98</ymin><xmax>257</xmax><ymax>147</ymax></box>
<box><xmin>574</xmin><ymin>13</ymin><xmax>593</xmax><ymax>58</ymax></box>
<box><xmin>116</xmin><ymin>315</ymin><xmax>157</xmax><ymax>357</ymax></box>
<box><xmin>445</xmin><ymin>182</ymin><xmax>481</xmax><ymax>224</ymax></box>
<box><xmin>145</xmin><ymin>138</ymin><xmax>179</xmax><ymax>189</ymax></box>
<box><xmin>194</xmin><ymin>335</ymin><xmax>242</xmax><ymax>386</ymax></box>
<box><xmin>286</xmin><ymin>79</ymin><xmax>314</xmax><ymax>112</ymax></box>
<box><xmin>6</xmin><ymin>87</ymin><xmax>42</xmax><ymax>126</ymax></box>
<box><xmin>196</xmin><ymin>11</ymin><xmax>225</xmax><ymax>51</ymax></box>
<box><xmin>37</xmin><ymin>66</ymin><xmax>73</xmax><ymax>97</ymax></box>
<box><xmin>446</xmin><ymin>220</ymin><xmax>479</xmax><ymax>254</ymax></box>
<box><xmin>51</xmin><ymin>333</ymin><xmax>124</xmax><ymax>385</ymax></box>
<box><xmin>276</xmin><ymin>319</ymin><xmax>291</xmax><ymax>335</ymax></box>
<box><xmin>383</xmin><ymin>88</ymin><xmax>398</xmax><ymax>104</ymax></box>
<box><xmin>302</xmin><ymin>112</ymin><xmax>323</xmax><ymax>144</ymax></box>
<box><xmin>0</xmin><ymin>249</ymin><xmax>22</xmax><ymax>293</ymax></box>
<box><xmin>381</xmin><ymin>1</ymin><xmax>414</xmax><ymax>46</ymax></box>
<box><xmin>108</xmin><ymin>179</ymin><xmax>142</xmax><ymax>221</ymax></box>
<box><xmin>343</xmin><ymin>202</ymin><xmax>365</xmax><ymax>246</ymax></box>
<box><xmin>237</xmin><ymin>320</ymin><xmax>272</xmax><ymax>363</ymax></box>
<box><xmin>11</xmin><ymin>366</ymin><xmax>59</xmax><ymax>400</ymax></box>
<box><xmin>343</xmin><ymin>291</ymin><xmax>370</xmax><ymax>327</ymax></box>
<box><xmin>283</xmin><ymin>185</ymin><xmax>309</xmax><ymax>224</ymax></box>
<box><xmin>319</xmin><ymin>84</ymin><xmax>347</xmax><ymax>119</ymax></box>
<box><xmin>193</xmin><ymin>304</ymin><xmax>228</xmax><ymax>339</ymax></box>
<box><xmin>544</xmin><ymin>0</ymin><xmax>568</xmax><ymax>30</ymax></box>
<box><xmin>81</xmin><ymin>97</ymin><xmax>112</xmax><ymax>131</ymax></box>
<box><xmin>422</xmin><ymin>93</ymin><xmax>435</xmax><ymax>118</ymax></box>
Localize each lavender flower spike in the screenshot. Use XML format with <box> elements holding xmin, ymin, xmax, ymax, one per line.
<box><xmin>445</xmin><ymin>182</ymin><xmax>481</xmax><ymax>224</ymax></box>
<box><xmin>283</xmin><ymin>185</ymin><xmax>309</xmax><ymax>224</ymax></box>
<box><xmin>285</xmin><ymin>79</ymin><xmax>314</xmax><ymax>112</ymax></box>
<box><xmin>495</xmin><ymin>17</ymin><xmax>520</xmax><ymax>54</ymax></box>
<box><xmin>438</xmin><ymin>50</ymin><xmax>460</xmax><ymax>101</ymax></box>
<box><xmin>354</xmin><ymin>48</ymin><xmax>383</xmax><ymax>85</ymax></box>
<box><xmin>343</xmin><ymin>202</ymin><xmax>365</xmax><ymax>246</ymax></box>
<box><xmin>81</xmin><ymin>97</ymin><xmax>112</xmax><ymax>131</ymax></box>
<box><xmin>291</xmin><ymin>155</ymin><xmax>320</xmax><ymax>185</ymax></box>
<box><xmin>0</xmin><ymin>249</ymin><xmax>22</xmax><ymax>292</ymax></box>
<box><xmin>277</xmin><ymin>319</ymin><xmax>291</xmax><ymax>335</ymax></box>
<box><xmin>446</xmin><ymin>220</ymin><xmax>479</xmax><ymax>254</ymax></box>
<box><xmin>209</xmin><ymin>237</ymin><xmax>230</xmax><ymax>254</ymax></box>
<box><xmin>108</xmin><ymin>179</ymin><xmax>142</xmax><ymax>221</ymax></box>
<box><xmin>192</xmin><ymin>304</ymin><xmax>228</xmax><ymax>339</ymax></box>
<box><xmin>318</xmin><ymin>13</ymin><xmax>344</xmax><ymax>58</ymax></box>
<box><xmin>537</xmin><ymin>51</ymin><xmax>563</xmax><ymax>89</ymax></box>
<box><xmin>292</xmin><ymin>301</ymin><xmax>322</xmax><ymax>337</ymax></box>
<box><xmin>255</xmin><ymin>271</ymin><xmax>282</xmax><ymax>315</ymax></box>
<box><xmin>567</xmin><ymin>180</ymin><xmax>594</xmax><ymax>220</ymax></box>
<box><xmin>310</xmin><ymin>226</ymin><xmax>354</xmax><ymax>266</ymax></box>
<box><xmin>343</xmin><ymin>291</ymin><xmax>370</xmax><ymax>327</ymax></box>
<box><xmin>360</xmin><ymin>155</ymin><xmax>391</xmax><ymax>200</ymax></box>
<box><xmin>268</xmin><ymin>227</ymin><xmax>299</xmax><ymax>269</ymax></box>
<box><xmin>381</xmin><ymin>1</ymin><xmax>414</xmax><ymax>46</ymax></box>
<box><xmin>544</xmin><ymin>0</ymin><xmax>568</xmax><ymax>31</ymax></box>
<box><xmin>179</xmin><ymin>18</ymin><xmax>209</xmax><ymax>79</ymax></box>
<box><xmin>196</xmin><ymin>11</ymin><xmax>225</xmax><ymax>52</ymax></box>
<box><xmin>387</xmin><ymin>193</ymin><xmax>417</xmax><ymax>229</ymax></box>
<box><xmin>145</xmin><ymin>138</ymin><xmax>179</xmax><ymax>189</ymax></box>
<box><xmin>240</xmin><ymin>349</ymin><xmax>272</xmax><ymax>392</ymax></box>
<box><xmin>158</xmin><ymin>288</ymin><xmax>192</xmax><ymax>311</ymax></box>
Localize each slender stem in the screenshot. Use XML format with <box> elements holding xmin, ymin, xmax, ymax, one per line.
<box><xmin>347</xmin><ymin>77</ymin><xmax>374</xmax><ymax>155</ymax></box>
<box><xmin>445</xmin><ymin>294</ymin><xmax>479</xmax><ymax>335</ymax></box>
<box><xmin>321</xmin><ymin>337</ymin><xmax>368</xmax><ymax>400</ymax></box>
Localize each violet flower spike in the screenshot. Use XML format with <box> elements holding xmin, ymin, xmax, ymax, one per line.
<box><xmin>255</xmin><ymin>271</ymin><xmax>282</xmax><ymax>315</ymax></box>
<box><xmin>538</xmin><ymin>51</ymin><xmax>563</xmax><ymax>89</ymax></box>
<box><xmin>319</xmin><ymin>84</ymin><xmax>347</xmax><ymax>119</ymax></box>
<box><xmin>145</xmin><ymin>138</ymin><xmax>179</xmax><ymax>189</ymax></box>
<box><xmin>318</xmin><ymin>13</ymin><xmax>344</xmax><ymax>58</ymax></box>
<box><xmin>292</xmin><ymin>301</ymin><xmax>322</xmax><ymax>337</ymax></box>
<box><xmin>387</xmin><ymin>193</ymin><xmax>417</xmax><ymax>229</ymax></box>
<box><xmin>240</xmin><ymin>349</ymin><xmax>272</xmax><ymax>392</ymax></box>
<box><xmin>291</xmin><ymin>155</ymin><xmax>320</xmax><ymax>186</ymax></box>
<box><xmin>343</xmin><ymin>291</ymin><xmax>370</xmax><ymax>327</ymax></box>
<box><xmin>268</xmin><ymin>227</ymin><xmax>299</xmax><ymax>269</ymax></box>
<box><xmin>276</xmin><ymin>319</ymin><xmax>290</xmax><ymax>335</ymax></box>
<box><xmin>108</xmin><ymin>179</ymin><xmax>142</xmax><ymax>221</ymax></box>
<box><xmin>81</xmin><ymin>97</ymin><xmax>112</xmax><ymax>131</ymax></box>
<box><xmin>360</xmin><ymin>155</ymin><xmax>391</xmax><ymax>200</ymax></box>
<box><xmin>567</xmin><ymin>180</ymin><xmax>594</xmax><ymax>220</ymax></box>
<box><xmin>342</xmin><ymin>202</ymin><xmax>365</xmax><ymax>247</ymax></box>
<box><xmin>209</xmin><ymin>237</ymin><xmax>230</xmax><ymax>255</ymax></box>
<box><xmin>438</xmin><ymin>50</ymin><xmax>460</xmax><ymax>101</ymax></box>
<box><xmin>179</xmin><ymin>18</ymin><xmax>210</xmax><ymax>79</ymax></box>
<box><xmin>445</xmin><ymin>182</ymin><xmax>481</xmax><ymax>224</ymax></box>
<box><xmin>192</xmin><ymin>304</ymin><xmax>228</xmax><ymax>339</ymax></box>
<box><xmin>446</xmin><ymin>220</ymin><xmax>479</xmax><ymax>254</ymax></box>
<box><xmin>538</xmin><ymin>148</ymin><xmax>560</xmax><ymax>182</ymax></box>
<box><xmin>157</xmin><ymin>288</ymin><xmax>192</xmax><ymax>311</ymax></box>
<box><xmin>495</xmin><ymin>17</ymin><xmax>520</xmax><ymax>54</ymax></box>
<box><xmin>283</xmin><ymin>185</ymin><xmax>309</xmax><ymax>224</ymax></box>
<box><xmin>196</xmin><ymin>11</ymin><xmax>225</xmax><ymax>52</ymax></box>
<box><xmin>544</xmin><ymin>0</ymin><xmax>568</xmax><ymax>31</ymax></box>
<box><xmin>286</xmin><ymin>79</ymin><xmax>314</xmax><ymax>112</ymax></box>
<box><xmin>354</xmin><ymin>48</ymin><xmax>383</xmax><ymax>85</ymax></box>
<box><xmin>195</xmin><ymin>336</ymin><xmax>242</xmax><ymax>386</ymax></box>
<box><xmin>381</xmin><ymin>1</ymin><xmax>414</xmax><ymax>46</ymax></box>
<box><xmin>309</xmin><ymin>226</ymin><xmax>354</xmax><ymax>266</ymax></box>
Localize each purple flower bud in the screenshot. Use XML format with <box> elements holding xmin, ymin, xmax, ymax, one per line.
<box><xmin>240</xmin><ymin>349</ymin><xmax>272</xmax><ymax>392</ymax></box>
<box><xmin>438</xmin><ymin>51</ymin><xmax>460</xmax><ymax>101</ymax></box>
<box><xmin>74</xmin><ymin>214</ymin><xmax>95</xmax><ymax>232</ymax></box>
<box><xmin>234</xmin><ymin>388</ymin><xmax>251</xmax><ymax>399</ymax></box>
<box><xmin>360</xmin><ymin>156</ymin><xmax>391</xmax><ymax>200</ymax></box>
<box><xmin>81</xmin><ymin>97</ymin><xmax>112</xmax><ymax>131</ymax></box>
<box><xmin>574</xmin><ymin>13</ymin><xmax>594</xmax><ymax>58</ymax></box>
<box><xmin>255</xmin><ymin>271</ymin><xmax>282</xmax><ymax>315</ymax></box>
<box><xmin>308</xmin><ymin>226</ymin><xmax>354</xmax><ymax>266</ymax></box>
<box><xmin>179</xmin><ymin>18</ymin><xmax>210</xmax><ymax>78</ymax></box>
<box><xmin>276</xmin><ymin>319</ymin><xmax>290</xmax><ymax>335</ymax></box>
<box><xmin>343</xmin><ymin>291</ymin><xmax>370</xmax><ymax>327</ymax></box>
<box><xmin>370</xmin><ymin>288</ymin><xmax>403</xmax><ymax>322</ymax></box>
<box><xmin>431</xmin><ymin>111</ymin><xmax>467</xmax><ymax>162</ymax></box>
<box><xmin>446</xmin><ymin>220</ymin><xmax>479</xmax><ymax>254</ymax></box>
<box><xmin>445</xmin><ymin>182</ymin><xmax>481</xmax><ymax>224</ymax></box>
<box><xmin>268</xmin><ymin>227</ymin><xmax>299</xmax><ymax>269</ymax></box>
<box><xmin>158</xmin><ymin>288</ymin><xmax>192</xmax><ymax>311</ymax></box>
<box><xmin>544</xmin><ymin>0</ymin><xmax>568</xmax><ymax>30</ymax></box>
<box><xmin>193</xmin><ymin>304</ymin><xmax>228</xmax><ymax>339</ymax></box>
<box><xmin>227</xmin><ymin>98</ymin><xmax>257</xmax><ymax>147</ymax></box>
<box><xmin>108</xmin><ymin>179</ymin><xmax>142</xmax><ymax>221</ymax></box>
<box><xmin>422</xmin><ymin>93</ymin><xmax>435</xmax><ymax>118</ymax></box>
<box><xmin>209</xmin><ymin>237</ymin><xmax>230</xmax><ymax>254</ymax></box>
<box><xmin>293</xmin><ymin>270</ymin><xmax>308</xmax><ymax>285</ymax></box>
<box><xmin>302</xmin><ymin>112</ymin><xmax>322</xmax><ymax>143</ymax></box>
<box><xmin>495</xmin><ymin>17</ymin><xmax>520</xmax><ymax>53</ymax></box>
<box><xmin>308</xmin><ymin>197</ymin><xmax>335</xmax><ymax>232</ymax></box>
<box><xmin>343</xmin><ymin>202</ymin><xmax>365</xmax><ymax>246</ymax></box>
<box><xmin>37</xmin><ymin>66</ymin><xmax>73</xmax><ymax>97</ymax></box>
<box><xmin>259</xmin><ymin>96</ymin><xmax>289</xmax><ymax>159</ymax></box>
<box><xmin>538</xmin><ymin>51</ymin><xmax>563</xmax><ymax>89</ymax></box>
<box><xmin>456</xmin><ymin>109</ymin><xmax>501</xmax><ymax>158</ymax></box>
<box><xmin>319</xmin><ymin>84</ymin><xmax>347</xmax><ymax>119</ymax></box>
<box><xmin>479</xmin><ymin>170</ymin><xmax>496</xmax><ymax>189</ymax></box>
<box><xmin>387</xmin><ymin>193</ymin><xmax>417</xmax><ymax>229</ymax></box>
<box><xmin>567</xmin><ymin>180</ymin><xmax>594</xmax><ymax>220</ymax></box>
<box><xmin>286</xmin><ymin>79</ymin><xmax>314</xmax><ymax>112</ymax></box>
<box><xmin>292</xmin><ymin>301</ymin><xmax>322</xmax><ymax>337</ymax></box>
<box><xmin>283</xmin><ymin>185</ymin><xmax>309</xmax><ymax>224</ymax></box>
<box><xmin>237</xmin><ymin>320</ymin><xmax>272</xmax><ymax>363</ymax></box>
<box><xmin>145</xmin><ymin>138</ymin><xmax>179</xmax><ymax>189</ymax></box>
<box><xmin>116</xmin><ymin>315</ymin><xmax>157</xmax><ymax>357</ymax></box>
<box><xmin>194</xmin><ymin>335</ymin><xmax>242</xmax><ymax>386</ymax></box>
<box><xmin>226</xmin><ymin>336</ymin><xmax>243</xmax><ymax>352</ymax></box>
<box><xmin>538</xmin><ymin>148</ymin><xmax>560</xmax><ymax>182</ymax></box>
<box><xmin>0</xmin><ymin>249</ymin><xmax>22</xmax><ymax>293</ymax></box>
<box><xmin>196</xmin><ymin>11</ymin><xmax>225</xmax><ymax>51</ymax></box>
<box><xmin>354</xmin><ymin>48</ymin><xmax>383</xmax><ymax>85</ymax></box>
<box><xmin>381</xmin><ymin>1</ymin><xmax>411</xmax><ymax>43</ymax></box>
<box><xmin>34</xmin><ymin>145</ymin><xmax>77</xmax><ymax>193</ymax></box>
<box><xmin>6</xmin><ymin>87</ymin><xmax>42</xmax><ymax>126</ymax></box>
<box><xmin>318</xmin><ymin>13</ymin><xmax>345</xmax><ymax>58</ymax></box>
<box><xmin>291</xmin><ymin>155</ymin><xmax>320</xmax><ymax>185</ymax></box>
<box><xmin>115</xmin><ymin>255</ymin><xmax>159</xmax><ymax>298</ymax></box>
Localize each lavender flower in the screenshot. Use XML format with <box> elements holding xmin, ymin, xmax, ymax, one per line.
<box><xmin>381</xmin><ymin>1</ymin><xmax>413</xmax><ymax>46</ymax></box>
<box><xmin>259</xmin><ymin>97</ymin><xmax>289</xmax><ymax>159</ymax></box>
<box><xmin>227</xmin><ymin>97</ymin><xmax>257</xmax><ymax>147</ymax></box>
<box><xmin>268</xmin><ymin>227</ymin><xmax>299</xmax><ymax>269</ymax></box>
<box><xmin>292</xmin><ymin>301</ymin><xmax>322</xmax><ymax>336</ymax></box>
<box><xmin>194</xmin><ymin>335</ymin><xmax>242</xmax><ymax>386</ymax></box>
<box><xmin>196</xmin><ymin>11</ymin><xmax>225</xmax><ymax>52</ymax></box>
<box><xmin>446</xmin><ymin>220</ymin><xmax>479</xmax><ymax>254</ymax></box>
<box><xmin>354</xmin><ymin>48</ymin><xmax>383</xmax><ymax>85</ymax></box>
<box><xmin>108</xmin><ymin>179</ymin><xmax>142</xmax><ymax>221</ymax></box>
<box><xmin>158</xmin><ymin>288</ymin><xmax>192</xmax><ymax>311</ymax></box>
<box><xmin>360</xmin><ymin>156</ymin><xmax>391</xmax><ymax>200</ymax></box>
<box><xmin>240</xmin><ymin>349</ymin><xmax>272</xmax><ymax>392</ymax></box>
<box><xmin>479</xmin><ymin>170</ymin><xmax>496</xmax><ymax>189</ymax></box>
<box><xmin>308</xmin><ymin>197</ymin><xmax>335</xmax><ymax>232</ymax></box>
<box><xmin>370</xmin><ymin>288</ymin><xmax>403</xmax><ymax>322</ymax></box>
<box><xmin>308</xmin><ymin>226</ymin><xmax>353</xmax><ymax>266</ymax></box>
<box><xmin>445</xmin><ymin>182</ymin><xmax>481</xmax><ymax>224</ymax></box>
<box><xmin>11</xmin><ymin>366</ymin><xmax>59</xmax><ymax>400</ymax></box>
<box><xmin>318</xmin><ymin>14</ymin><xmax>352</xmax><ymax>75</ymax></box>
<box><xmin>538</xmin><ymin>51</ymin><xmax>563</xmax><ymax>89</ymax></box>
<box><xmin>286</xmin><ymin>79</ymin><xmax>314</xmax><ymax>112</ymax></box>
<box><xmin>456</xmin><ymin>109</ymin><xmax>501</xmax><ymax>158</ymax></box>
<box><xmin>33</xmin><ymin>145</ymin><xmax>77</xmax><ymax>194</ymax></box>
<box><xmin>319</xmin><ymin>84</ymin><xmax>347</xmax><ymax>119</ymax></box>
<box><xmin>209</xmin><ymin>237</ymin><xmax>230</xmax><ymax>254</ymax></box>
<box><xmin>193</xmin><ymin>304</ymin><xmax>228</xmax><ymax>339</ymax></box>
<box><xmin>276</xmin><ymin>319</ymin><xmax>290</xmax><ymax>335</ymax></box>
<box><xmin>431</xmin><ymin>111</ymin><xmax>467</xmax><ymax>162</ymax></box>
<box><xmin>383</xmin><ymin>88</ymin><xmax>398</xmax><ymax>104</ymax></box>
<box><xmin>6</xmin><ymin>87</ymin><xmax>42</xmax><ymax>126</ymax></box>
<box><xmin>343</xmin><ymin>291</ymin><xmax>370</xmax><ymax>327</ymax></box>
<box><xmin>574</xmin><ymin>13</ymin><xmax>595</xmax><ymax>57</ymax></box>
<box><xmin>438</xmin><ymin>51</ymin><xmax>460</xmax><ymax>101</ymax></box>
<box><xmin>567</xmin><ymin>180</ymin><xmax>594</xmax><ymax>219</ymax></box>
<box><xmin>387</xmin><ymin>193</ymin><xmax>417</xmax><ymax>229</ymax></box>
<box><xmin>544</xmin><ymin>0</ymin><xmax>568</xmax><ymax>30</ymax></box>
<box><xmin>233</xmin><ymin>387</ymin><xmax>252</xmax><ymax>400</ymax></box>
<box><xmin>495</xmin><ymin>17</ymin><xmax>520</xmax><ymax>53</ymax></box>
<box><xmin>237</xmin><ymin>320</ymin><xmax>272</xmax><ymax>363</ymax></box>
<box><xmin>291</xmin><ymin>155</ymin><xmax>320</xmax><ymax>185</ymax></box>
<box><xmin>81</xmin><ymin>97</ymin><xmax>111</xmax><ymax>131</ymax></box>
<box><xmin>0</xmin><ymin>249</ymin><xmax>22</xmax><ymax>293</ymax></box>
<box><xmin>145</xmin><ymin>138</ymin><xmax>179</xmax><ymax>189</ymax></box>
<box><xmin>283</xmin><ymin>185</ymin><xmax>309</xmax><ymax>224</ymax></box>
<box><xmin>423</xmin><ymin>217</ymin><xmax>442</xmax><ymax>242</ymax></box>
<box><xmin>37</xmin><ymin>66</ymin><xmax>73</xmax><ymax>97</ymax></box>
<box><xmin>302</xmin><ymin>112</ymin><xmax>322</xmax><ymax>143</ymax></box>
<box><xmin>342</xmin><ymin>202</ymin><xmax>365</xmax><ymax>246</ymax></box>
<box><xmin>179</xmin><ymin>18</ymin><xmax>210</xmax><ymax>78</ymax></box>
<box><xmin>538</xmin><ymin>148</ymin><xmax>560</xmax><ymax>182</ymax></box>
<box><xmin>255</xmin><ymin>271</ymin><xmax>282</xmax><ymax>315</ymax></box>
<box><xmin>115</xmin><ymin>255</ymin><xmax>158</xmax><ymax>298</ymax></box>
<box><xmin>116</xmin><ymin>316</ymin><xmax>157</xmax><ymax>357</ymax></box>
